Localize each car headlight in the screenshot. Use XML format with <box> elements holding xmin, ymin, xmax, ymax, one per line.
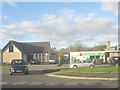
<box><xmin>11</xmin><ymin>68</ymin><xmax>15</xmax><ymax>70</ymax></box>
<box><xmin>10</xmin><ymin>68</ymin><xmax>15</xmax><ymax>72</ymax></box>
<box><xmin>25</xmin><ymin>67</ymin><xmax>28</xmax><ymax>70</ymax></box>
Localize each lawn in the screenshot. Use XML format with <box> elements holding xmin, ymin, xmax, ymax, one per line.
<box><xmin>1</xmin><ymin>63</ymin><xmax>9</xmax><ymax>66</ymax></box>
<box><xmin>60</xmin><ymin>66</ymin><xmax>119</xmax><ymax>73</ymax></box>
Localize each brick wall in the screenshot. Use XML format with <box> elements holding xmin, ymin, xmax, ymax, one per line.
<box><xmin>3</xmin><ymin>52</ymin><xmax>22</xmax><ymax>64</ymax></box>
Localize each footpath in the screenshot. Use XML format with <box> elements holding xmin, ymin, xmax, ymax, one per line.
<box><xmin>45</xmin><ymin>64</ymin><xmax>119</xmax><ymax>81</ymax></box>
<box><xmin>45</xmin><ymin>71</ymin><xmax>119</xmax><ymax>81</ymax></box>
<box><xmin>28</xmin><ymin>64</ymin><xmax>119</xmax><ymax>81</ymax></box>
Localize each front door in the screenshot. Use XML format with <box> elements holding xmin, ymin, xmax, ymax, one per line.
<box><xmin>27</xmin><ymin>55</ymin><xmax>33</xmax><ymax>63</ymax></box>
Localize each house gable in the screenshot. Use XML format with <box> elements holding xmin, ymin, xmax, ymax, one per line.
<box><xmin>2</xmin><ymin>41</ymin><xmax>21</xmax><ymax>53</ymax></box>
<box><xmin>2</xmin><ymin>41</ymin><xmax>22</xmax><ymax>63</ymax></box>
<box><xmin>3</xmin><ymin>46</ymin><xmax>9</xmax><ymax>53</ymax></box>
<box><xmin>13</xmin><ymin>45</ymin><xmax>21</xmax><ymax>52</ymax></box>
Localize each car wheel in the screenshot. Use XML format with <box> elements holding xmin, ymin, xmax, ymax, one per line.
<box><xmin>24</xmin><ymin>71</ymin><xmax>29</xmax><ymax>75</ymax></box>
<box><xmin>115</xmin><ymin>64</ymin><xmax>118</xmax><ymax>67</ymax></box>
<box><xmin>89</xmin><ymin>65</ymin><xmax>94</xmax><ymax>68</ymax></box>
<box><xmin>25</xmin><ymin>72</ymin><xmax>28</xmax><ymax>75</ymax></box>
<box><xmin>9</xmin><ymin>71</ymin><xmax>12</xmax><ymax>75</ymax></box>
<box><xmin>73</xmin><ymin>65</ymin><xmax>77</xmax><ymax>68</ymax></box>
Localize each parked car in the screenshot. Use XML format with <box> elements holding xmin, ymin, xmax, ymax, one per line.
<box><xmin>49</xmin><ymin>59</ymin><xmax>56</xmax><ymax>64</ymax></box>
<box><xmin>109</xmin><ymin>56</ymin><xmax>120</xmax><ymax>66</ymax></box>
<box><xmin>30</xmin><ymin>59</ymin><xmax>40</xmax><ymax>65</ymax></box>
<box><xmin>9</xmin><ymin>59</ymin><xmax>29</xmax><ymax>75</ymax></box>
<box><xmin>70</xmin><ymin>60</ymin><xmax>95</xmax><ymax>68</ymax></box>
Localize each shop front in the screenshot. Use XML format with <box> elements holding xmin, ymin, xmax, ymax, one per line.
<box><xmin>70</xmin><ymin>51</ymin><xmax>105</xmax><ymax>64</ymax></box>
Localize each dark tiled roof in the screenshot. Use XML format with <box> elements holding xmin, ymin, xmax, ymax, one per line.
<box><xmin>2</xmin><ymin>40</ymin><xmax>51</xmax><ymax>54</ymax></box>
<box><xmin>25</xmin><ymin>42</ymin><xmax>50</xmax><ymax>53</ymax></box>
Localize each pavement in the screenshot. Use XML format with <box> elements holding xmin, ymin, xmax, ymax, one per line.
<box><xmin>45</xmin><ymin>71</ymin><xmax>119</xmax><ymax>81</ymax></box>
<box><xmin>27</xmin><ymin>64</ymin><xmax>120</xmax><ymax>81</ymax></box>
<box><xmin>43</xmin><ymin>64</ymin><xmax>119</xmax><ymax>81</ymax></box>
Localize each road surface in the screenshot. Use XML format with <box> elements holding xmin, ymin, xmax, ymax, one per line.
<box><xmin>1</xmin><ymin>64</ymin><xmax>118</xmax><ymax>88</ymax></box>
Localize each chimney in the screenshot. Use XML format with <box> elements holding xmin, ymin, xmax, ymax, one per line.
<box><xmin>106</xmin><ymin>41</ymin><xmax>110</xmax><ymax>51</ymax></box>
<box><xmin>117</xmin><ymin>44</ymin><xmax>119</xmax><ymax>51</ymax></box>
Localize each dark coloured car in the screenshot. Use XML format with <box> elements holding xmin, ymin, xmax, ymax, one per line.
<box><xmin>9</xmin><ymin>59</ymin><xmax>29</xmax><ymax>75</ymax></box>
<box><xmin>30</xmin><ymin>59</ymin><xmax>40</xmax><ymax>65</ymax></box>
<box><xmin>109</xmin><ymin>56</ymin><xmax>120</xmax><ymax>66</ymax></box>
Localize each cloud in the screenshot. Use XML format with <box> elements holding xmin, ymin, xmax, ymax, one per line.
<box><xmin>2</xmin><ymin>2</ymin><xmax>18</xmax><ymax>8</ymax></box>
<box><xmin>0</xmin><ymin>15</ymin><xmax>8</xmax><ymax>20</ymax></box>
<box><xmin>101</xmin><ymin>0</ymin><xmax>119</xmax><ymax>2</ymax></box>
<box><xmin>1</xmin><ymin>9</ymin><xmax>117</xmax><ymax>49</ymax></box>
<box><xmin>1</xmin><ymin>24</ymin><xmax>26</xmax><ymax>40</ymax></box>
<box><xmin>59</xmin><ymin>8</ymin><xmax>75</xmax><ymax>18</ymax></box>
<box><xmin>101</xmin><ymin>2</ymin><xmax>118</xmax><ymax>15</ymax></box>
<box><xmin>8</xmin><ymin>2</ymin><xmax>17</xmax><ymax>7</ymax></box>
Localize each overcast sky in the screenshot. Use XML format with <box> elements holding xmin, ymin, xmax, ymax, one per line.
<box><xmin>0</xmin><ymin>1</ymin><xmax>118</xmax><ymax>50</ymax></box>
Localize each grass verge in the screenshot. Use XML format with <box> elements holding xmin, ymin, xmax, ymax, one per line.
<box><xmin>1</xmin><ymin>63</ymin><xmax>9</xmax><ymax>66</ymax></box>
<box><xmin>59</xmin><ymin>66</ymin><xmax>119</xmax><ymax>73</ymax></box>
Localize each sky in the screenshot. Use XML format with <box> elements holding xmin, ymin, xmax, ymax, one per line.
<box><xmin>0</xmin><ymin>1</ymin><xmax>119</xmax><ymax>50</ymax></box>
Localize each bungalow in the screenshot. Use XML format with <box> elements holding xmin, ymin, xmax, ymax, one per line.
<box><xmin>1</xmin><ymin>40</ymin><xmax>51</xmax><ymax>64</ymax></box>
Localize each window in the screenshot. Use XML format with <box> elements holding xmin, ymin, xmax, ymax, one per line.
<box><xmin>39</xmin><ymin>55</ymin><xmax>41</xmax><ymax>60</ymax></box>
<box><xmin>9</xmin><ymin>45</ymin><xmax>13</xmax><ymax>52</ymax></box>
<box><xmin>43</xmin><ymin>59</ymin><xmax>44</xmax><ymax>63</ymax></box>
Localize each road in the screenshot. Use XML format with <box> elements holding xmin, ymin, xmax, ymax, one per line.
<box><xmin>1</xmin><ymin>64</ymin><xmax>119</xmax><ymax>88</ymax></box>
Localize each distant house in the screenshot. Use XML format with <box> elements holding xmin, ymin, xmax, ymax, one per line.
<box><xmin>1</xmin><ymin>40</ymin><xmax>51</xmax><ymax>64</ymax></box>
<box><xmin>111</xmin><ymin>45</ymin><xmax>120</xmax><ymax>51</ymax></box>
<box><xmin>105</xmin><ymin>41</ymin><xmax>120</xmax><ymax>57</ymax></box>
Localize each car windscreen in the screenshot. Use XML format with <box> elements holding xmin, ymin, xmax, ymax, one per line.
<box><xmin>11</xmin><ymin>60</ymin><xmax>26</xmax><ymax>65</ymax></box>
